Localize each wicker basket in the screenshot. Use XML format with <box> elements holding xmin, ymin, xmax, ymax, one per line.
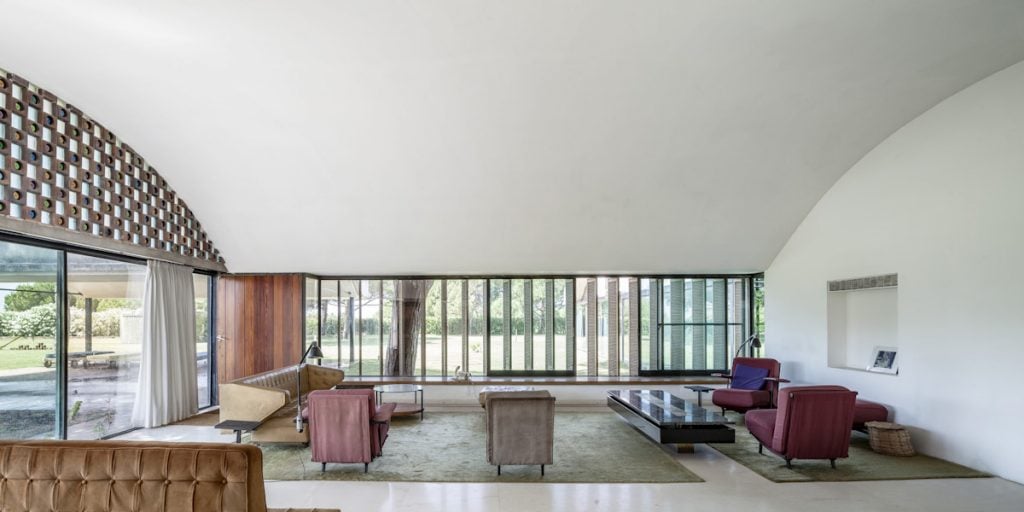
<box><xmin>865</xmin><ymin>421</ymin><xmax>915</xmax><ymax>456</ymax></box>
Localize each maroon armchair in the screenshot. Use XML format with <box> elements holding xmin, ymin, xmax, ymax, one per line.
<box><xmin>711</xmin><ymin>357</ymin><xmax>783</xmax><ymax>414</ymax></box>
<box><xmin>307</xmin><ymin>389</ymin><xmax>396</xmax><ymax>473</ymax></box>
<box><xmin>744</xmin><ymin>385</ymin><xmax>858</xmax><ymax>468</ymax></box>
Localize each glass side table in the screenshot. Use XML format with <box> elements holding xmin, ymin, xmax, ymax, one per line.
<box><xmin>374</xmin><ymin>384</ymin><xmax>424</xmax><ymax>420</ymax></box>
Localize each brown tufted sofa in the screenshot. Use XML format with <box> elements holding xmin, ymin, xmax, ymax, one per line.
<box><xmin>219</xmin><ymin>364</ymin><xmax>345</xmax><ymax>444</ymax></box>
<box><xmin>0</xmin><ymin>440</ymin><xmax>337</xmax><ymax>512</ymax></box>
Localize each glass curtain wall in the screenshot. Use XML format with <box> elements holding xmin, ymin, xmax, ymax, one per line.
<box><xmin>310</xmin><ymin>275</ymin><xmax>751</xmax><ymax>377</ymax></box>
<box><xmin>1</xmin><ymin>237</ymin><xmax>217</xmax><ymax>440</ymax></box>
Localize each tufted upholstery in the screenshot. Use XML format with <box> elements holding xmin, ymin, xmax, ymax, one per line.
<box><xmin>0</xmin><ymin>440</ymin><xmax>337</xmax><ymax>512</ymax></box>
<box><xmin>219</xmin><ymin>364</ymin><xmax>345</xmax><ymax>444</ymax></box>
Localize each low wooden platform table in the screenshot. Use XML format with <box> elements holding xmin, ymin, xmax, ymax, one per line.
<box><xmin>607</xmin><ymin>389</ymin><xmax>735</xmax><ymax>446</ymax></box>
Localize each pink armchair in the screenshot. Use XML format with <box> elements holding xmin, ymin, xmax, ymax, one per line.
<box><xmin>307</xmin><ymin>389</ymin><xmax>396</xmax><ymax>473</ymax></box>
<box><xmin>711</xmin><ymin>357</ymin><xmax>784</xmax><ymax>414</ymax></box>
<box><xmin>744</xmin><ymin>385</ymin><xmax>858</xmax><ymax>468</ymax></box>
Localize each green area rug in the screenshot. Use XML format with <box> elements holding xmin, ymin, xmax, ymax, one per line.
<box><xmin>709</xmin><ymin>421</ymin><xmax>989</xmax><ymax>483</ymax></box>
<box><xmin>260</xmin><ymin>412</ymin><xmax>702</xmax><ymax>483</ymax></box>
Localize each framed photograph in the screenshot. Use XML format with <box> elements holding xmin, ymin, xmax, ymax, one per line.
<box><xmin>868</xmin><ymin>346</ymin><xmax>899</xmax><ymax>374</ymax></box>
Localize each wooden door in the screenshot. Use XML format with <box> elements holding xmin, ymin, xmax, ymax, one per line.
<box><xmin>216</xmin><ymin>274</ymin><xmax>305</xmax><ymax>383</ymax></box>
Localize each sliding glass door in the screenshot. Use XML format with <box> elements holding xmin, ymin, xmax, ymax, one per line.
<box><xmin>0</xmin><ymin>240</ymin><xmax>60</xmax><ymax>439</ymax></box>
<box><xmin>65</xmin><ymin>253</ymin><xmax>146</xmax><ymax>439</ymax></box>
<box><xmin>1</xmin><ymin>236</ymin><xmax>218</xmax><ymax>439</ymax></box>
<box><xmin>194</xmin><ymin>273</ymin><xmax>213</xmax><ymax>409</ymax></box>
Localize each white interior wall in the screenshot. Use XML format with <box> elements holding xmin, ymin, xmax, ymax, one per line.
<box><xmin>766</xmin><ymin>60</ymin><xmax>1024</xmax><ymax>483</ymax></box>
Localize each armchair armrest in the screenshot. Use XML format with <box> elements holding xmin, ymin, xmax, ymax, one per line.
<box><xmin>764</xmin><ymin>377</ymin><xmax>791</xmax><ymax>383</ymax></box>
<box><xmin>373</xmin><ymin>402</ymin><xmax>397</xmax><ymax>424</ymax></box>
<box><xmin>219</xmin><ymin>383</ymin><xmax>288</xmax><ymax>423</ymax></box>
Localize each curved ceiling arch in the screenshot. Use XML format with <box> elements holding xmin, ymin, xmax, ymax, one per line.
<box><xmin>0</xmin><ymin>67</ymin><xmax>226</xmax><ymax>271</ymax></box>
<box><xmin>2</xmin><ymin>1</ymin><xmax>1024</xmax><ymax>274</ymax></box>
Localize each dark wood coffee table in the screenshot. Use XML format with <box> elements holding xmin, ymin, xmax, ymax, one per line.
<box><xmin>607</xmin><ymin>389</ymin><xmax>735</xmax><ymax>445</ymax></box>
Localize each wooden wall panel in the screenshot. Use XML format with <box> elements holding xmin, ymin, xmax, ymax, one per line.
<box><xmin>216</xmin><ymin>274</ymin><xmax>304</xmax><ymax>383</ymax></box>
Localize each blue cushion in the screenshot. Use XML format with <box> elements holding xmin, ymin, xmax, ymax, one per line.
<box><xmin>732</xmin><ymin>364</ymin><xmax>769</xmax><ymax>390</ymax></box>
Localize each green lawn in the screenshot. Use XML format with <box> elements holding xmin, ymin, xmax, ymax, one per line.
<box><xmin>0</xmin><ymin>337</ymin><xmax>143</xmax><ymax>372</ymax></box>
<box><xmin>0</xmin><ymin>347</ymin><xmax>50</xmax><ymax>372</ymax></box>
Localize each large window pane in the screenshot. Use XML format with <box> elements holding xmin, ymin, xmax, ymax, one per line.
<box><xmin>597</xmin><ymin>278</ymin><xmax>610</xmax><ymax>376</ymax></box>
<box><xmin>444</xmin><ymin>280</ymin><xmax>464</xmax><ymax>377</ymax></box>
<box><xmin>754</xmin><ymin>275</ymin><xmax>765</xmax><ymax>353</ymax></box>
<box><xmin>509</xmin><ymin>279</ymin><xmax>526</xmax><ymax>371</ymax></box>
<box><xmin>319</xmin><ymin>280</ymin><xmax>339</xmax><ymax>367</ymax></box>
<box><xmin>381</xmin><ymin>281</ymin><xmax>395</xmax><ymax>375</ymax></box>
<box><xmin>532</xmin><ymin>280</ymin><xmax>547</xmax><ymax>371</ymax></box>
<box><xmin>554</xmin><ymin>279</ymin><xmax>570</xmax><ymax>371</ymax></box>
<box><xmin>575</xmin><ymin>278</ymin><xmax>588</xmax><ymax>375</ymax></box>
<box><xmin>0</xmin><ymin>240</ymin><xmax>59</xmax><ymax>439</ymax></box>
<box><xmin>640</xmin><ymin>278</ymin><xmax>653</xmax><ymax>372</ymax></box>
<box><xmin>488</xmin><ymin>280</ymin><xmax>506</xmax><ymax>372</ymax></box>
<box><xmin>466</xmin><ymin>279</ymin><xmax>486</xmax><ymax>375</ymax></box>
<box><xmin>647</xmin><ymin>277</ymin><xmax>748</xmax><ymax>374</ymax></box>
<box><xmin>66</xmin><ymin>253</ymin><xmax>145</xmax><ymax>439</ymax></box>
<box><xmin>424</xmin><ymin>281</ymin><xmax>442</xmax><ymax>376</ymax></box>
<box><xmin>357</xmin><ymin>281</ymin><xmax>383</xmax><ymax>376</ymax></box>
<box><xmin>338</xmin><ymin>281</ymin><xmax>358</xmax><ymax>372</ymax></box>
<box><xmin>619</xmin><ymin>277</ymin><xmax>629</xmax><ymax>375</ymax></box>
<box><xmin>193</xmin><ymin>273</ymin><xmax>212</xmax><ymax>409</ymax></box>
<box><xmin>304</xmin><ymin>277</ymin><xmax>319</xmax><ymax>352</ymax></box>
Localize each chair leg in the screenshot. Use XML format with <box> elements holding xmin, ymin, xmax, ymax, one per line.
<box><xmin>830</xmin><ymin>459</ymin><xmax>836</xmax><ymax>469</ymax></box>
<box><xmin>541</xmin><ymin>465</ymin><xmax>545</xmax><ymax>476</ymax></box>
<box><xmin>785</xmin><ymin>458</ymin><xmax>793</xmax><ymax>469</ymax></box>
<box><xmin>497</xmin><ymin>465</ymin><xmax>501</xmax><ymax>476</ymax></box>
<box><xmin>758</xmin><ymin>443</ymin><xmax>763</xmax><ymax>455</ymax></box>
<box><xmin>364</xmin><ymin>463</ymin><xmax>369</xmax><ymax>473</ymax></box>
<box><xmin>321</xmin><ymin>463</ymin><xmax>326</xmax><ymax>473</ymax></box>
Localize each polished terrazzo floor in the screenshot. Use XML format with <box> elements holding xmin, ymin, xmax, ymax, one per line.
<box><xmin>116</xmin><ymin>420</ymin><xmax>1024</xmax><ymax>512</ymax></box>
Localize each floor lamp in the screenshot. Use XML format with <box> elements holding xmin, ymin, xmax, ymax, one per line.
<box><xmin>734</xmin><ymin>334</ymin><xmax>762</xmax><ymax>359</ymax></box>
<box><xmin>295</xmin><ymin>343</ymin><xmax>324</xmax><ymax>432</ymax></box>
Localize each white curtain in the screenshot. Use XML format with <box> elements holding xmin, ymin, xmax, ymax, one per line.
<box><xmin>131</xmin><ymin>260</ymin><xmax>198</xmax><ymax>428</ymax></box>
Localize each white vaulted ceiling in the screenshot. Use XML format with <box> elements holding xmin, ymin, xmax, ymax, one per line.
<box><xmin>2</xmin><ymin>0</ymin><xmax>1024</xmax><ymax>274</ymax></box>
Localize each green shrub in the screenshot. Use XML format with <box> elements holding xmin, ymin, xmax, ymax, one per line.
<box><xmin>13</xmin><ymin>304</ymin><xmax>57</xmax><ymax>337</ymax></box>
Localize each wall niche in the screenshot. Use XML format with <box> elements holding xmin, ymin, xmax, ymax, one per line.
<box><xmin>826</xmin><ymin>273</ymin><xmax>898</xmax><ymax>374</ymax></box>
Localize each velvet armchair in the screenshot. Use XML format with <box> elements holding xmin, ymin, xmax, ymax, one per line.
<box><xmin>485</xmin><ymin>390</ymin><xmax>556</xmax><ymax>476</ymax></box>
<box><xmin>307</xmin><ymin>389</ymin><xmax>396</xmax><ymax>473</ymax></box>
<box><xmin>711</xmin><ymin>357</ymin><xmax>784</xmax><ymax>414</ymax></box>
<box><xmin>744</xmin><ymin>385</ymin><xmax>858</xmax><ymax>468</ymax></box>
